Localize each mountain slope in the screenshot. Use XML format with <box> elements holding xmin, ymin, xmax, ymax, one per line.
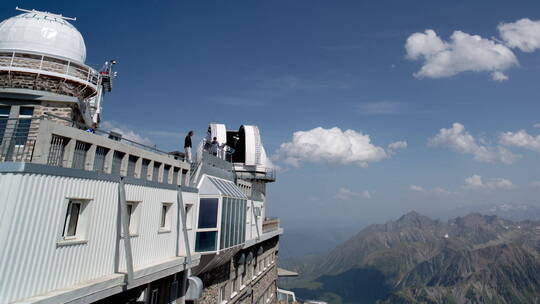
<box><xmin>283</xmin><ymin>212</ymin><xmax>540</xmax><ymax>304</ymax></box>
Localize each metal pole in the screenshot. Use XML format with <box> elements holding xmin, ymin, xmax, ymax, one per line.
<box><xmin>176</xmin><ymin>187</ymin><xmax>192</xmax><ymax>264</ymax></box>
<box><xmin>177</xmin><ymin>187</ymin><xmax>192</xmax><ymax>304</ymax></box>
<box><xmin>251</xmin><ymin>200</ymin><xmax>260</xmax><ymax>240</ymax></box>
<box><xmin>119</xmin><ymin>177</ymin><xmax>134</xmax><ymax>283</ymax></box>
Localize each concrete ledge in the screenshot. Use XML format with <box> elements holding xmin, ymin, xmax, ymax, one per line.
<box><xmin>0</xmin><ymin>162</ymin><xmax>198</xmax><ymax>193</ymax></box>
<box><xmin>12</xmin><ymin>255</ymin><xmax>201</xmax><ymax>304</ymax></box>
<box><xmin>243</xmin><ymin>228</ymin><xmax>283</xmax><ymax>249</ymax></box>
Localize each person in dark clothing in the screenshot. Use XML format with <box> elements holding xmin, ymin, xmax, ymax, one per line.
<box><xmin>184</xmin><ymin>130</ymin><xmax>193</xmax><ymax>162</ymax></box>
<box><xmin>85</xmin><ymin>123</ymin><xmax>98</xmax><ymax>134</ymax></box>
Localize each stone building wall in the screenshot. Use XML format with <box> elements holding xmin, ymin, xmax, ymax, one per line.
<box><xmin>196</xmin><ymin>236</ymin><xmax>280</xmax><ymax>304</ymax></box>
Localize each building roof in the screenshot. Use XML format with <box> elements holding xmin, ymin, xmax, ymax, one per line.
<box><xmin>0</xmin><ymin>9</ymin><xmax>86</xmax><ymax>63</ymax></box>
<box><xmin>199</xmin><ymin>175</ymin><xmax>247</xmax><ymax>199</ymax></box>
<box><xmin>277</xmin><ymin>267</ymin><xmax>299</xmax><ymax>277</ymax></box>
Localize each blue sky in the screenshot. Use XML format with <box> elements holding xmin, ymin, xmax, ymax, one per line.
<box><xmin>3</xmin><ymin>0</ymin><xmax>540</xmax><ymax>229</ymax></box>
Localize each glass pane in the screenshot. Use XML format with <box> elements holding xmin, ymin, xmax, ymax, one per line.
<box><xmin>161</xmin><ymin>205</ymin><xmax>167</xmax><ymax>227</ymax></box>
<box><xmin>195</xmin><ymin>231</ymin><xmax>217</xmax><ymax>252</ymax></box>
<box><xmin>19</xmin><ymin>106</ymin><xmax>34</xmax><ymax>116</ymax></box>
<box><xmin>198</xmin><ymin>198</ymin><xmax>218</xmax><ymax>228</ymax></box>
<box><xmin>220</xmin><ymin>198</ymin><xmax>227</xmax><ymax>249</ymax></box>
<box><xmin>65</xmin><ymin>202</ymin><xmax>80</xmax><ymax>236</ymax></box>
<box><xmin>14</xmin><ymin>118</ymin><xmax>31</xmax><ymax>145</ymax></box>
<box><xmin>0</xmin><ymin>105</ymin><xmax>10</xmax><ymax>116</ymax></box>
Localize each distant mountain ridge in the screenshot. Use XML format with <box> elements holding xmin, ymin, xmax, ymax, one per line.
<box><xmin>284</xmin><ymin>211</ymin><xmax>540</xmax><ymax>304</ymax></box>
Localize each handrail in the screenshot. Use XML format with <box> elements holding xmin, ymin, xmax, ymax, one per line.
<box><xmin>42</xmin><ymin>113</ymin><xmax>173</xmax><ymax>156</ymax></box>
<box><xmin>0</xmin><ymin>51</ymin><xmax>100</xmax><ymax>86</ymax></box>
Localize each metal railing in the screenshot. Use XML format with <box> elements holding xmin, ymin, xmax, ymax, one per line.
<box><xmin>42</xmin><ymin>113</ymin><xmax>177</xmax><ymax>157</ymax></box>
<box><xmin>262</xmin><ymin>217</ymin><xmax>280</xmax><ymax>233</ymax></box>
<box><xmin>0</xmin><ymin>51</ymin><xmax>100</xmax><ymax>87</ymax></box>
<box><xmin>0</xmin><ymin>117</ymin><xmax>38</xmax><ymax>162</ymax></box>
<box><xmin>0</xmin><ymin>115</ymin><xmax>191</xmax><ymax>187</ymax></box>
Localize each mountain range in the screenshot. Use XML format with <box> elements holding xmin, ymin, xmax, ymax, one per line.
<box><xmin>282</xmin><ymin>211</ymin><xmax>540</xmax><ymax>304</ymax></box>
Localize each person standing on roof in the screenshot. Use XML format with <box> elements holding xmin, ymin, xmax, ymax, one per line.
<box><xmin>210</xmin><ymin>137</ymin><xmax>219</xmax><ymax>156</ymax></box>
<box><xmin>184</xmin><ymin>130</ymin><xmax>193</xmax><ymax>162</ymax></box>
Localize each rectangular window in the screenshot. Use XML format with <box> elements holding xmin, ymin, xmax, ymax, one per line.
<box><xmin>111</xmin><ymin>151</ymin><xmax>125</xmax><ymax>175</ymax></box>
<box><xmin>152</xmin><ymin>162</ymin><xmax>161</xmax><ymax>182</ymax></box>
<box><xmin>185</xmin><ymin>204</ymin><xmax>193</xmax><ymax>229</ymax></box>
<box><xmin>163</xmin><ymin>165</ymin><xmax>171</xmax><ymax>184</ymax></box>
<box><xmin>197</xmin><ymin>198</ymin><xmax>218</xmax><ymax>228</ymax></box>
<box><xmin>219</xmin><ymin>285</ymin><xmax>226</xmax><ymax>303</ymax></box>
<box><xmin>62</xmin><ymin>199</ymin><xmax>88</xmax><ymax>240</ymax></box>
<box><xmin>63</xmin><ymin>200</ymin><xmax>81</xmax><ymax>237</ymax></box>
<box><xmin>47</xmin><ymin>135</ymin><xmax>68</xmax><ymax>167</ymax></box>
<box><xmin>140</xmin><ymin>159</ymin><xmax>150</xmax><ymax>180</ymax></box>
<box><xmin>195</xmin><ymin>231</ymin><xmax>217</xmax><ymax>252</ymax></box>
<box><xmin>160</xmin><ymin>203</ymin><xmax>172</xmax><ymax>230</ymax></box>
<box><xmin>14</xmin><ymin>107</ymin><xmax>33</xmax><ymax>146</ymax></box>
<box><xmin>150</xmin><ymin>289</ymin><xmax>158</xmax><ymax>304</ymax></box>
<box><xmin>0</xmin><ymin>105</ymin><xmax>10</xmax><ymax>145</ymax></box>
<box><xmin>172</xmin><ymin>167</ymin><xmax>180</xmax><ymax>185</ymax></box>
<box><xmin>125</xmin><ymin>201</ymin><xmax>140</xmax><ymax>235</ymax></box>
<box><xmin>72</xmin><ymin>141</ymin><xmax>90</xmax><ymax>170</ymax></box>
<box><xmin>127</xmin><ymin>155</ymin><xmax>138</xmax><ymax>177</ymax></box>
<box><xmin>93</xmin><ymin>146</ymin><xmax>109</xmax><ymax>172</ymax></box>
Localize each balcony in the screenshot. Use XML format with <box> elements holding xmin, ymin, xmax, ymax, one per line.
<box><xmin>0</xmin><ymin>51</ymin><xmax>100</xmax><ymax>99</ymax></box>
<box><xmin>262</xmin><ymin>217</ymin><xmax>280</xmax><ymax>233</ymax></box>
<box><xmin>0</xmin><ymin>115</ymin><xmax>191</xmax><ymax>186</ymax></box>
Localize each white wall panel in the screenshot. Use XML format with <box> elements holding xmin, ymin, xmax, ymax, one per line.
<box><xmin>0</xmin><ymin>173</ymin><xmax>193</xmax><ymax>303</ymax></box>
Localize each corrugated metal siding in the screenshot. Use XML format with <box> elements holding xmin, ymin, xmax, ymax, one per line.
<box><xmin>0</xmin><ymin>173</ymin><xmax>192</xmax><ymax>303</ymax></box>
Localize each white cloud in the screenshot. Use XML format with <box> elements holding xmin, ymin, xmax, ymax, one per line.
<box><xmin>409</xmin><ymin>185</ymin><xmax>453</xmax><ymax>195</ymax></box>
<box><xmin>335</xmin><ymin>187</ymin><xmax>371</xmax><ymax>201</ymax></box>
<box><xmin>534</xmin><ymin>123</ymin><xmax>540</xmax><ymax>128</ymax></box>
<box><xmin>275</xmin><ymin>127</ymin><xmax>403</xmax><ymax>167</ymax></box>
<box><xmin>491</xmin><ymin>71</ymin><xmax>509</xmax><ymax>82</ymax></box>
<box><xmin>498</xmin><ymin>18</ymin><xmax>540</xmax><ymax>52</ymax></box>
<box><xmin>464</xmin><ymin>174</ymin><xmax>514</xmax><ymax>190</ymax></box>
<box><xmin>428</xmin><ymin>123</ymin><xmax>519</xmax><ymax>164</ymax></box>
<box><xmin>405</xmin><ymin>29</ymin><xmax>518</xmax><ymax>81</ymax></box>
<box><xmin>101</xmin><ymin>121</ymin><xmax>154</xmax><ymax>146</ymax></box>
<box><xmin>388</xmin><ymin>141</ymin><xmax>407</xmax><ymax>150</ymax></box>
<box><xmin>410</xmin><ymin>185</ymin><xmax>425</xmax><ymax>192</ymax></box>
<box><xmin>500</xmin><ymin>130</ymin><xmax>540</xmax><ymax>153</ymax></box>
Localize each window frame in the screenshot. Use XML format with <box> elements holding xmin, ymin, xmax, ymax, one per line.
<box><xmin>159</xmin><ymin>202</ymin><xmax>173</xmax><ymax>232</ymax></box>
<box><xmin>125</xmin><ymin>201</ymin><xmax>141</xmax><ymax>237</ymax></box>
<box><xmin>57</xmin><ymin>198</ymin><xmax>91</xmax><ymax>246</ymax></box>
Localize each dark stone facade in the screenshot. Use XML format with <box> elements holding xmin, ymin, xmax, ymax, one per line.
<box><xmin>196</xmin><ymin>236</ymin><xmax>280</xmax><ymax>304</ymax></box>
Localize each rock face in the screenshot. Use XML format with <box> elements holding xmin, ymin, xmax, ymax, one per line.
<box><xmin>285</xmin><ymin>212</ymin><xmax>540</xmax><ymax>304</ymax></box>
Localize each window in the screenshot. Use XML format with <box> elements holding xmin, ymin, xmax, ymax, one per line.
<box><xmin>61</xmin><ymin>199</ymin><xmax>89</xmax><ymax>241</ymax></box>
<box><xmin>198</xmin><ymin>198</ymin><xmax>218</xmax><ymax>228</ymax></box>
<box><xmin>150</xmin><ymin>289</ymin><xmax>158</xmax><ymax>304</ymax></box>
<box><xmin>127</xmin><ymin>155</ymin><xmax>138</xmax><ymax>178</ymax></box>
<box><xmin>72</xmin><ymin>141</ymin><xmax>90</xmax><ymax>170</ymax></box>
<box><xmin>111</xmin><ymin>151</ymin><xmax>125</xmax><ymax>175</ymax></box>
<box><xmin>163</xmin><ymin>165</ymin><xmax>171</xmax><ymax>183</ymax></box>
<box><xmin>125</xmin><ymin>201</ymin><xmax>140</xmax><ymax>236</ymax></box>
<box><xmin>93</xmin><ymin>146</ymin><xmax>109</xmax><ymax>173</ymax></box>
<box><xmin>152</xmin><ymin>162</ymin><xmax>161</xmax><ymax>182</ymax></box>
<box><xmin>219</xmin><ymin>285</ymin><xmax>227</xmax><ymax>303</ymax></box>
<box><xmin>185</xmin><ymin>204</ymin><xmax>193</xmax><ymax>229</ymax></box>
<box><xmin>14</xmin><ymin>106</ymin><xmax>33</xmax><ymax>146</ymax></box>
<box><xmin>219</xmin><ymin>198</ymin><xmax>247</xmax><ymax>250</ymax></box>
<box><xmin>140</xmin><ymin>159</ymin><xmax>150</xmax><ymax>179</ymax></box>
<box><xmin>172</xmin><ymin>167</ymin><xmax>180</xmax><ymax>185</ymax></box>
<box><xmin>240</xmin><ymin>267</ymin><xmax>246</xmax><ymax>288</ymax></box>
<box><xmin>0</xmin><ymin>105</ymin><xmax>10</xmax><ymax>145</ymax></box>
<box><xmin>195</xmin><ymin>231</ymin><xmax>217</xmax><ymax>252</ymax></box>
<box><xmin>160</xmin><ymin>203</ymin><xmax>172</xmax><ymax>231</ymax></box>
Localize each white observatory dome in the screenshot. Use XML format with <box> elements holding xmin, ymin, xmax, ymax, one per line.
<box><xmin>0</xmin><ymin>10</ymin><xmax>86</xmax><ymax>63</ymax></box>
